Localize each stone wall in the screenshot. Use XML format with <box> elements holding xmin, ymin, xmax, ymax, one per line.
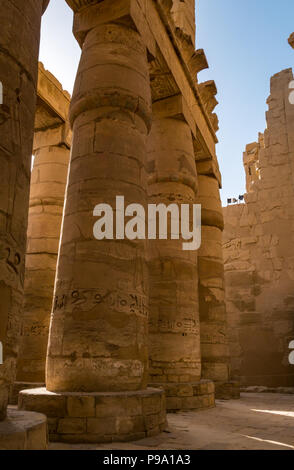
<box><xmin>223</xmin><ymin>68</ymin><xmax>294</xmax><ymax>388</ymax></box>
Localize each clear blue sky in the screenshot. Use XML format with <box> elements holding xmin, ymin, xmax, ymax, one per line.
<box><xmin>39</xmin><ymin>0</ymin><xmax>294</xmax><ymax>204</ymax></box>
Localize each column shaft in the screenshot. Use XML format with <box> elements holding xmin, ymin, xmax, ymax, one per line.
<box><xmin>16</xmin><ymin>125</ymin><xmax>70</xmax><ymax>388</ymax></box>
<box><xmin>148</xmin><ymin>117</ymin><xmax>201</xmax><ymax>382</ymax></box>
<box><xmin>46</xmin><ymin>22</ymin><xmax>152</xmax><ymax>393</ymax></box>
<box><xmin>147</xmin><ymin>102</ymin><xmax>215</xmax><ymax>411</ymax></box>
<box><xmin>196</xmin><ymin>173</ymin><xmax>239</xmax><ymax>398</ymax></box>
<box><xmin>0</xmin><ymin>0</ymin><xmax>45</xmax><ymax>421</ymax></box>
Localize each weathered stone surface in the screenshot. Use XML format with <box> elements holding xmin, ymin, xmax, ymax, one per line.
<box><xmin>196</xmin><ymin>171</ymin><xmax>236</xmax><ymax>397</ymax></box>
<box><xmin>0</xmin><ymin>0</ymin><xmax>45</xmax><ymax>422</ymax></box>
<box><xmin>15</xmin><ymin>64</ymin><xmax>71</xmax><ymax>392</ymax></box>
<box><xmin>223</xmin><ymin>69</ymin><xmax>294</xmax><ymax>388</ymax></box>
<box><xmin>19</xmin><ymin>388</ymin><xmax>166</xmax><ymax>444</ymax></box>
<box><xmin>46</xmin><ymin>18</ymin><xmax>152</xmax><ymax>394</ymax></box>
<box><xmin>2</xmin><ymin>0</ymin><xmax>229</xmax><ymax>444</ymax></box>
<box><xmin>0</xmin><ymin>408</ymin><xmax>47</xmax><ymax>450</ymax></box>
<box><xmin>153</xmin><ymin>379</ymin><xmax>215</xmax><ymax>412</ymax></box>
<box><xmin>147</xmin><ymin>98</ymin><xmax>202</xmax><ymax>400</ymax></box>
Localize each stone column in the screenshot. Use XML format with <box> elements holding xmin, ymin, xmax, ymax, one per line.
<box><xmin>196</xmin><ymin>172</ymin><xmax>239</xmax><ymax>399</ymax></box>
<box><xmin>19</xmin><ymin>1</ymin><xmax>166</xmax><ymax>443</ymax></box>
<box><xmin>13</xmin><ymin>123</ymin><xmax>71</xmax><ymax>399</ymax></box>
<box><xmin>0</xmin><ymin>0</ymin><xmax>48</xmax><ymax>449</ymax></box>
<box><xmin>147</xmin><ymin>95</ymin><xmax>215</xmax><ymax>412</ymax></box>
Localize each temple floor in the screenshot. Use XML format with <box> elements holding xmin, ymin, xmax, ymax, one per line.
<box><xmin>49</xmin><ymin>393</ymin><xmax>294</xmax><ymax>450</ymax></box>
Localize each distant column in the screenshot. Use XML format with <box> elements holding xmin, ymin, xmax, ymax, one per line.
<box><xmin>196</xmin><ymin>172</ymin><xmax>239</xmax><ymax>399</ymax></box>
<box><xmin>147</xmin><ymin>95</ymin><xmax>215</xmax><ymax>411</ymax></box>
<box><xmin>14</xmin><ymin>123</ymin><xmax>71</xmax><ymax>396</ymax></box>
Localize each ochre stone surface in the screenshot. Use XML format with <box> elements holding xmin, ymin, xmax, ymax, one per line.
<box><xmin>46</xmin><ymin>19</ymin><xmax>152</xmax><ymax>394</ymax></box>
<box><xmin>19</xmin><ymin>388</ymin><xmax>166</xmax><ymax>443</ymax></box>
<box><xmin>0</xmin><ymin>0</ymin><xmax>46</xmax><ymax>422</ymax></box>
<box><xmin>152</xmin><ymin>380</ymin><xmax>215</xmax><ymax>412</ymax></box>
<box><xmin>223</xmin><ymin>69</ymin><xmax>294</xmax><ymax>388</ymax></box>
<box><xmin>0</xmin><ymin>407</ymin><xmax>47</xmax><ymax>450</ymax></box>
<box><xmin>15</xmin><ymin>64</ymin><xmax>71</xmax><ymax>393</ymax></box>
<box><xmin>49</xmin><ymin>393</ymin><xmax>294</xmax><ymax>451</ymax></box>
<box><xmin>12</xmin><ymin>0</ymin><xmax>234</xmax><ymax>444</ymax></box>
<box><xmin>197</xmin><ymin>176</ymin><xmax>228</xmax><ymax>381</ymax></box>
<box><xmin>146</xmin><ymin>96</ymin><xmax>215</xmax><ymax>409</ymax></box>
<box><xmin>147</xmin><ymin>110</ymin><xmax>200</xmax><ymax>378</ymax></box>
<box><xmin>171</xmin><ymin>0</ymin><xmax>196</xmax><ymax>47</ymax></box>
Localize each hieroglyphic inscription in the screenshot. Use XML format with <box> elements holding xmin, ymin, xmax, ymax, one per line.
<box><xmin>53</xmin><ymin>289</ymin><xmax>148</xmax><ymax>318</ymax></box>
<box><xmin>149</xmin><ymin>317</ymin><xmax>199</xmax><ymax>334</ymax></box>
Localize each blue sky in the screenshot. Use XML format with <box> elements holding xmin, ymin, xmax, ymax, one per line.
<box><xmin>39</xmin><ymin>0</ymin><xmax>294</xmax><ymax>204</ymax></box>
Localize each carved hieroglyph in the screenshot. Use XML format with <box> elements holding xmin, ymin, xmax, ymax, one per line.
<box><xmin>46</xmin><ymin>21</ymin><xmax>152</xmax><ymax>394</ymax></box>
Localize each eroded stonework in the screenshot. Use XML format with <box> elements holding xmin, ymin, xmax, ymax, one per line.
<box><xmin>13</xmin><ymin>63</ymin><xmax>71</xmax><ymax>400</ymax></box>
<box><xmin>223</xmin><ymin>69</ymin><xmax>294</xmax><ymax>388</ymax></box>
<box><xmin>0</xmin><ymin>0</ymin><xmax>49</xmax><ymax>450</ymax></box>
<box><xmin>1</xmin><ymin>0</ymin><xmax>236</xmax><ymax>447</ymax></box>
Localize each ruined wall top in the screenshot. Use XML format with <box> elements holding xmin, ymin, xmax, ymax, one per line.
<box><xmin>243</xmin><ymin>133</ymin><xmax>264</xmax><ymax>194</ymax></box>
<box><xmin>225</xmin><ymin>67</ymin><xmax>294</xmax><ymax>204</ymax></box>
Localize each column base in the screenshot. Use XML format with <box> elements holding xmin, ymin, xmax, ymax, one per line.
<box><xmin>0</xmin><ymin>407</ymin><xmax>48</xmax><ymax>450</ymax></box>
<box><xmin>214</xmin><ymin>381</ymin><xmax>240</xmax><ymax>400</ymax></box>
<box><xmin>150</xmin><ymin>380</ymin><xmax>215</xmax><ymax>412</ymax></box>
<box><xmin>10</xmin><ymin>382</ymin><xmax>45</xmax><ymax>405</ymax></box>
<box><xmin>19</xmin><ymin>387</ymin><xmax>167</xmax><ymax>444</ymax></box>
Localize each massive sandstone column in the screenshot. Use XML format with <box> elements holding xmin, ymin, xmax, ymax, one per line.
<box><xmin>19</xmin><ymin>1</ymin><xmax>166</xmax><ymax>443</ymax></box>
<box><xmin>15</xmin><ymin>122</ymin><xmax>71</xmax><ymax>395</ymax></box>
<box><xmin>0</xmin><ymin>0</ymin><xmax>48</xmax><ymax>449</ymax></box>
<box><xmin>147</xmin><ymin>96</ymin><xmax>215</xmax><ymax>411</ymax></box>
<box><xmin>196</xmin><ymin>171</ymin><xmax>239</xmax><ymax>398</ymax></box>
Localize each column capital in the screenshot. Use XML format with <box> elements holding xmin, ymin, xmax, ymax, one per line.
<box><xmin>152</xmin><ymin>94</ymin><xmax>196</xmax><ymax>138</ymax></box>
<box><xmin>66</xmin><ymin>0</ymin><xmax>156</xmax><ymax>55</ymax></box>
